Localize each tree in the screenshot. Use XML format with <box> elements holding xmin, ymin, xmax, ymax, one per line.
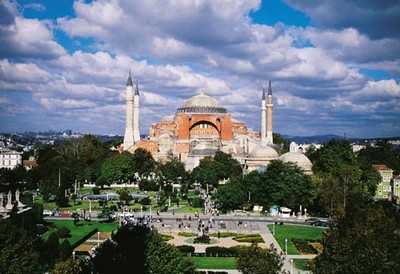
<box><xmin>0</xmin><ymin>220</ymin><xmax>41</xmax><ymax>273</ymax></box>
<box><xmin>132</xmin><ymin>148</ymin><xmax>157</xmax><ymax>176</ymax></box>
<box><xmin>315</xmin><ymin>200</ymin><xmax>400</xmax><ymax>273</ymax></box>
<box><xmin>95</xmin><ymin>176</ymin><xmax>109</xmax><ymax>189</ymax></box>
<box><xmin>242</xmin><ymin>160</ymin><xmax>314</xmax><ymax>210</ymax></box>
<box><xmin>191</xmin><ymin>150</ymin><xmax>242</xmax><ymax>187</ymax></box>
<box><xmin>216</xmin><ymin>178</ymin><xmax>247</xmax><ymax>211</ymax></box>
<box><xmin>52</xmin><ymin>259</ymin><xmax>81</xmax><ymax>274</ymax></box>
<box><xmin>157</xmin><ymin>155</ymin><xmax>188</xmax><ymax>182</ymax></box>
<box><xmin>89</xmin><ymin>223</ymin><xmax>195</xmax><ymax>274</ymax></box>
<box><xmin>100</xmin><ymin>151</ymin><xmax>134</xmax><ymax>182</ymax></box>
<box><xmin>117</xmin><ymin>188</ymin><xmax>133</xmax><ymax>205</ymax></box>
<box><xmin>236</xmin><ymin>243</ymin><xmax>283</xmax><ymax>274</ymax></box>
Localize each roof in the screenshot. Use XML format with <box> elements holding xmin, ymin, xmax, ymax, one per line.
<box><xmin>248</xmin><ymin>144</ymin><xmax>278</xmax><ymax>159</ymax></box>
<box><xmin>177</xmin><ymin>92</ymin><xmax>227</xmax><ymax>114</ymax></box>
<box><xmin>279</xmin><ymin>152</ymin><xmax>312</xmax><ymax>171</ymax></box>
<box><xmin>372</xmin><ymin>165</ymin><xmax>392</xmax><ymax>171</ymax></box>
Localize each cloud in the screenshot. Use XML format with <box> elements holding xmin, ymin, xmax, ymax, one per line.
<box><xmin>285</xmin><ymin>0</ymin><xmax>400</xmax><ymax>39</ymax></box>
<box><xmin>0</xmin><ymin>1</ymin><xmax>65</xmax><ymax>60</ymax></box>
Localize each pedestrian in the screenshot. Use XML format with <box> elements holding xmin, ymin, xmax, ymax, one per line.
<box><xmin>217</xmin><ymin>231</ymin><xmax>220</xmax><ymax>239</ymax></box>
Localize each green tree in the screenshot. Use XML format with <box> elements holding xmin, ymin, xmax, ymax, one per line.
<box><xmin>357</xmin><ymin>140</ymin><xmax>400</xmax><ymax>174</ymax></box>
<box><xmin>243</xmin><ymin>160</ymin><xmax>314</xmax><ymax>210</ymax></box>
<box><xmin>89</xmin><ymin>223</ymin><xmax>195</xmax><ymax>274</ymax></box>
<box><xmin>236</xmin><ymin>243</ymin><xmax>283</xmax><ymax>274</ymax></box>
<box><xmin>0</xmin><ymin>220</ymin><xmax>41</xmax><ymax>274</ymax></box>
<box><xmin>216</xmin><ymin>178</ymin><xmax>248</xmax><ymax>211</ymax></box>
<box><xmin>95</xmin><ymin>176</ymin><xmax>109</xmax><ymax>189</ymax></box>
<box><xmin>52</xmin><ymin>258</ymin><xmax>81</xmax><ymax>274</ymax></box>
<box><xmin>132</xmin><ymin>148</ymin><xmax>157</xmax><ymax>176</ymax></box>
<box><xmin>157</xmin><ymin>155</ymin><xmax>188</xmax><ymax>182</ymax></box>
<box><xmin>315</xmin><ymin>200</ymin><xmax>400</xmax><ymax>273</ymax></box>
<box><xmin>101</xmin><ymin>151</ymin><xmax>134</xmax><ymax>182</ymax></box>
<box><xmin>191</xmin><ymin>150</ymin><xmax>242</xmax><ymax>187</ymax></box>
<box><xmin>117</xmin><ymin>188</ymin><xmax>133</xmax><ymax>205</ymax></box>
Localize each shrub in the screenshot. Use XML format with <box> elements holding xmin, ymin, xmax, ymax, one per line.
<box><xmin>178</xmin><ymin>232</ymin><xmax>198</xmax><ymax>237</ymax></box>
<box><xmin>177</xmin><ymin>245</ymin><xmax>195</xmax><ymax>253</ymax></box>
<box><xmin>191</xmin><ymin>197</ymin><xmax>204</xmax><ymax>208</ymax></box>
<box><xmin>57</xmin><ymin>226</ymin><xmax>71</xmax><ymax>238</ymax></box>
<box><xmin>205</xmin><ymin>246</ymin><xmax>239</xmax><ymax>257</ymax></box>
<box><xmin>140</xmin><ymin>197</ymin><xmax>151</xmax><ymax>205</ymax></box>
<box><xmin>92</xmin><ymin>187</ymin><xmax>100</xmax><ymax>194</ymax></box>
<box><xmin>232</xmin><ymin>234</ymin><xmax>264</xmax><ymax>243</ymax></box>
<box><xmin>160</xmin><ymin>234</ymin><xmax>174</xmax><ymax>241</ymax></box>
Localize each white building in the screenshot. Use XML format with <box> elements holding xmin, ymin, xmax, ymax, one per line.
<box><xmin>0</xmin><ymin>149</ymin><xmax>22</xmax><ymax>169</ymax></box>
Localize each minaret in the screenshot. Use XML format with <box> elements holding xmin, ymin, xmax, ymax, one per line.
<box><xmin>266</xmin><ymin>80</ymin><xmax>274</xmax><ymax>144</ymax></box>
<box><xmin>261</xmin><ymin>87</ymin><xmax>267</xmax><ymax>145</ymax></box>
<box><xmin>123</xmin><ymin>72</ymin><xmax>134</xmax><ymax>150</ymax></box>
<box><xmin>133</xmin><ymin>81</ymin><xmax>140</xmax><ymax>143</ymax></box>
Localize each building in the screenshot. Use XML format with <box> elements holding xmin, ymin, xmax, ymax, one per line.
<box><xmin>0</xmin><ymin>149</ymin><xmax>22</xmax><ymax>169</ymax></box>
<box><xmin>122</xmin><ymin>75</ymin><xmax>313</xmax><ymax>173</ymax></box>
<box><xmin>392</xmin><ymin>175</ymin><xmax>400</xmax><ymax>202</ymax></box>
<box><xmin>372</xmin><ymin>165</ymin><xmax>393</xmax><ymax>199</ymax></box>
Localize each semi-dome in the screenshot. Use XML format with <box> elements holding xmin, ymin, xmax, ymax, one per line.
<box><xmin>279</xmin><ymin>152</ymin><xmax>312</xmax><ymax>172</ymax></box>
<box><xmin>190</xmin><ymin>142</ymin><xmax>218</xmax><ymax>156</ymax></box>
<box><xmin>248</xmin><ymin>145</ymin><xmax>278</xmax><ymax>159</ymax></box>
<box><xmin>177</xmin><ymin>92</ymin><xmax>227</xmax><ymax>114</ymax></box>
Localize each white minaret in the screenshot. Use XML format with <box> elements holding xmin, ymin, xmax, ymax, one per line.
<box><xmin>266</xmin><ymin>80</ymin><xmax>274</xmax><ymax>144</ymax></box>
<box><xmin>123</xmin><ymin>72</ymin><xmax>134</xmax><ymax>150</ymax></box>
<box><xmin>133</xmin><ymin>81</ymin><xmax>140</xmax><ymax>143</ymax></box>
<box><xmin>261</xmin><ymin>87</ymin><xmax>267</xmax><ymax>145</ymax></box>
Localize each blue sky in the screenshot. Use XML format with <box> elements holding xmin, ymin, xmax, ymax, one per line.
<box><xmin>0</xmin><ymin>0</ymin><xmax>399</xmax><ymax>138</ymax></box>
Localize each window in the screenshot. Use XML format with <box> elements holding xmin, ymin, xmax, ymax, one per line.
<box><xmin>378</xmin><ymin>190</ymin><xmax>382</xmax><ymax>195</ymax></box>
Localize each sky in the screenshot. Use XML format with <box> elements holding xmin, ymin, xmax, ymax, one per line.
<box><xmin>0</xmin><ymin>0</ymin><xmax>399</xmax><ymax>138</ymax></box>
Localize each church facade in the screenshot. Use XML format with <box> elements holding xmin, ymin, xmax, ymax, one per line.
<box><xmin>122</xmin><ymin>75</ymin><xmax>312</xmax><ymax>174</ymax></box>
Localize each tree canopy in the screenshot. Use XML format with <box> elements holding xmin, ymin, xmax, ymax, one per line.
<box><xmin>236</xmin><ymin>243</ymin><xmax>283</xmax><ymax>274</ymax></box>
<box><xmin>86</xmin><ymin>223</ymin><xmax>195</xmax><ymax>274</ymax></box>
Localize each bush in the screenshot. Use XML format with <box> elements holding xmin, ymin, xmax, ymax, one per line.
<box><xmin>177</xmin><ymin>245</ymin><xmax>195</xmax><ymax>253</ymax></box>
<box><xmin>160</xmin><ymin>234</ymin><xmax>174</xmax><ymax>241</ymax></box>
<box><xmin>205</xmin><ymin>246</ymin><xmax>239</xmax><ymax>257</ymax></box>
<box><xmin>57</xmin><ymin>226</ymin><xmax>71</xmax><ymax>238</ymax></box>
<box><xmin>191</xmin><ymin>197</ymin><xmax>204</xmax><ymax>208</ymax></box>
<box><xmin>140</xmin><ymin>197</ymin><xmax>151</xmax><ymax>205</ymax></box>
<box><xmin>232</xmin><ymin>234</ymin><xmax>264</xmax><ymax>243</ymax></box>
<box><xmin>92</xmin><ymin>187</ymin><xmax>100</xmax><ymax>194</ymax></box>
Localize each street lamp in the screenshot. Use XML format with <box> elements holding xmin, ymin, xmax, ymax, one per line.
<box><xmin>285</xmin><ymin>238</ymin><xmax>288</xmax><ymax>256</ymax></box>
<box><xmin>290</xmin><ymin>258</ymin><xmax>293</xmax><ymax>273</ymax></box>
<box><xmin>72</xmin><ymin>251</ymin><xmax>75</xmax><ymax>261</ymax></box>
<box><xmin>97</xmin><ymin>231</ymin><xmax>100</xmax><ymax>246</ymax></box>
<box><xmin>272</xmin><ymin>222</ymin><xmax>275</xmax><ymax>235</ymax></box>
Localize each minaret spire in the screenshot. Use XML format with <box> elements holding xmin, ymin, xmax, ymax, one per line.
<box><xmin>261</xmin><ymin>87</ymin><xmax>267</xmax><ymax>145</ymax></box>
<box><xmin>133</xmin><ymin>80</ymin><xmax>140</xmax><ymax>143</ymax></box>
<box><xmin>123</xmin><ymin>72</ymin><xmax>134</xmax><ymax>150</ymax></box>
<box><xmin>266</xmin><ymin>80</ymin><xmax>273</xmax><ymax>144</ymax></box>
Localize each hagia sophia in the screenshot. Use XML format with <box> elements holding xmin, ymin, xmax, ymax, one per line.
<box><xmin>121</xmin><ymin>73</ymin><xmax>312</xmax><ymax>175</ymax></box>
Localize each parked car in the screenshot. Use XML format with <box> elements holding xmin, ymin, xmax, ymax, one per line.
<box><xmin>305</xmin><ymin>217</ymin><xmax>319</xmax><ymax>226</ymax></box>
<box><xmin>59</xmin><ymin>211</ymin><xmax>73</xmax><ymax>217</ymax></box>
<box><xmin>43</xmin><ymin>209</ymin><xmax>54</xmax><ymax>216</ymax></box>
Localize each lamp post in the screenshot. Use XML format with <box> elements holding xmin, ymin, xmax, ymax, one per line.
<box><xmin>272</xmin><ymin>222</ymin><xmax>275</xmax><ymax>235</ymax></box>
<box><xmin>97</xmin><ymin>231</ymin><xmax>100</xmax><ymax>246</ymax></box>
<box><xmin>72</xmin><ymin>251</ymin><xmax>75</xmax><ymax>261</ymax></box>
<box><xmin>141</xmin><ymin>206</ymin><xmax>143</xmax><ymax>218</ymax></box>
<box><xmin>285</xmin><ymin>238</ymin><xmax>288</xmax><ymax>256</ymax></box>
<box><xmin>290</xmin><ymin>258</ymin><xmax>293</xmax><ymax>273</ymax></box>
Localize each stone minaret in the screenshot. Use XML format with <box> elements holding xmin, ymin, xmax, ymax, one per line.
<box><xmin>133</xmin><ymin>81</ymin><xmax>140</xmax><ymax>143</ymax></box>
<box><xmin>261</xmin><ymin>87</ymin><xmax>267</xmax><ymax>145</ymax></box>
<box><xmin>123</xmin><ymin>72</ymin><xmax>134</xmax><ymax>150</ymax></box>
<box><xmin>266</xmin><ymin>80</ymin><xmax>274</xmax><ymax>144</ymax></box>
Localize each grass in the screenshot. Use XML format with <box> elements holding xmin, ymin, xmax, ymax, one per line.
<box><xmin>293</xmin><ymin>259</ymin><xmax>312</xmax><ymax>271</ymax></box>
<box><xmin>192</xmin><ymin>257</ymin><xmax>237</xmax><ymax>269</ymax></box>
<box><xmin>268</xmin><ymin>224</ymin><xmax>324</xmax><ymax>255</ymax></box>
<box><xmin>42</xmin><ymin>219</ymin><xmax>118</xmax><ymax>246</ymax></box>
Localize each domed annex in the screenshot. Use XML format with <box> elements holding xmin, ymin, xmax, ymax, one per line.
<box><xmin>279</xmin><ymin>142</ymin><xmax>313</xmax><ymax>175</ymax></box>
<box><xmin>246</xmin><ymin>144</ymin><xmax>279</xmax><ymax>172</ymax></box>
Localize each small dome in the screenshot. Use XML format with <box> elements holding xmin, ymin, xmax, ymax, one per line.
<box><xmin>177</xmin><ymin>92</ymin><xmax>227</xmax><ymax>114</ymax></box>
<box><xmin>248</xmin><ymin>145</ymin><xmax>278</xmax><ymax>159</ymax></box>
<box><xmin>279</xmin><ymin>152</ymin><xmax>312</xmax><ymax>171</ymax></box>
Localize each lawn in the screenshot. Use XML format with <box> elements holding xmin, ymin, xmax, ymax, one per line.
<box><xmin>43</xmin><ymin>219</ymin><xmax>118</xmax><ymax>246</ymax></box>
<box><xmin>192</xmin><ymin>257</ymin><xmax>237</xmax><ymax>269</ymax></box>
<box><xmin>268</xmin><ymin>224</ymin><xmax>325</xmax><ymax>255</ymax></box>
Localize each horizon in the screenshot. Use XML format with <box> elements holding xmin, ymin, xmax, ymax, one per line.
<box><xmin>0</xmin><ymin>0</ymin><xmax>399</xmax><ymax>139</ymax></box>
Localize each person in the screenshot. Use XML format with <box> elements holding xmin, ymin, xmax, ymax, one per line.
<box><xmin>217</xmin><ymin>231</ymin><xmax>220</xmax><ymax>239</ymax></box>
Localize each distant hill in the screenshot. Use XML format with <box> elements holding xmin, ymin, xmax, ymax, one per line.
<box><xmin>285</xmin><ymin>134</ymin><xmax>348</xmax><ymax>144</ymax></box>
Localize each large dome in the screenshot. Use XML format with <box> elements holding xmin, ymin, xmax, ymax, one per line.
<box><xmin>248</xmin><ymin>145</ymin><xmax>278</xmax><ymax>159</ymax></box>
<box><xmin>279</xmin><ymin>152</ymin><xmax>312</xmax><ymax>172</ymax></box>
<box><xmin>177</xmin><ymin>92</ymin><xmax>227</xmax><ymax>114</ymax></box>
